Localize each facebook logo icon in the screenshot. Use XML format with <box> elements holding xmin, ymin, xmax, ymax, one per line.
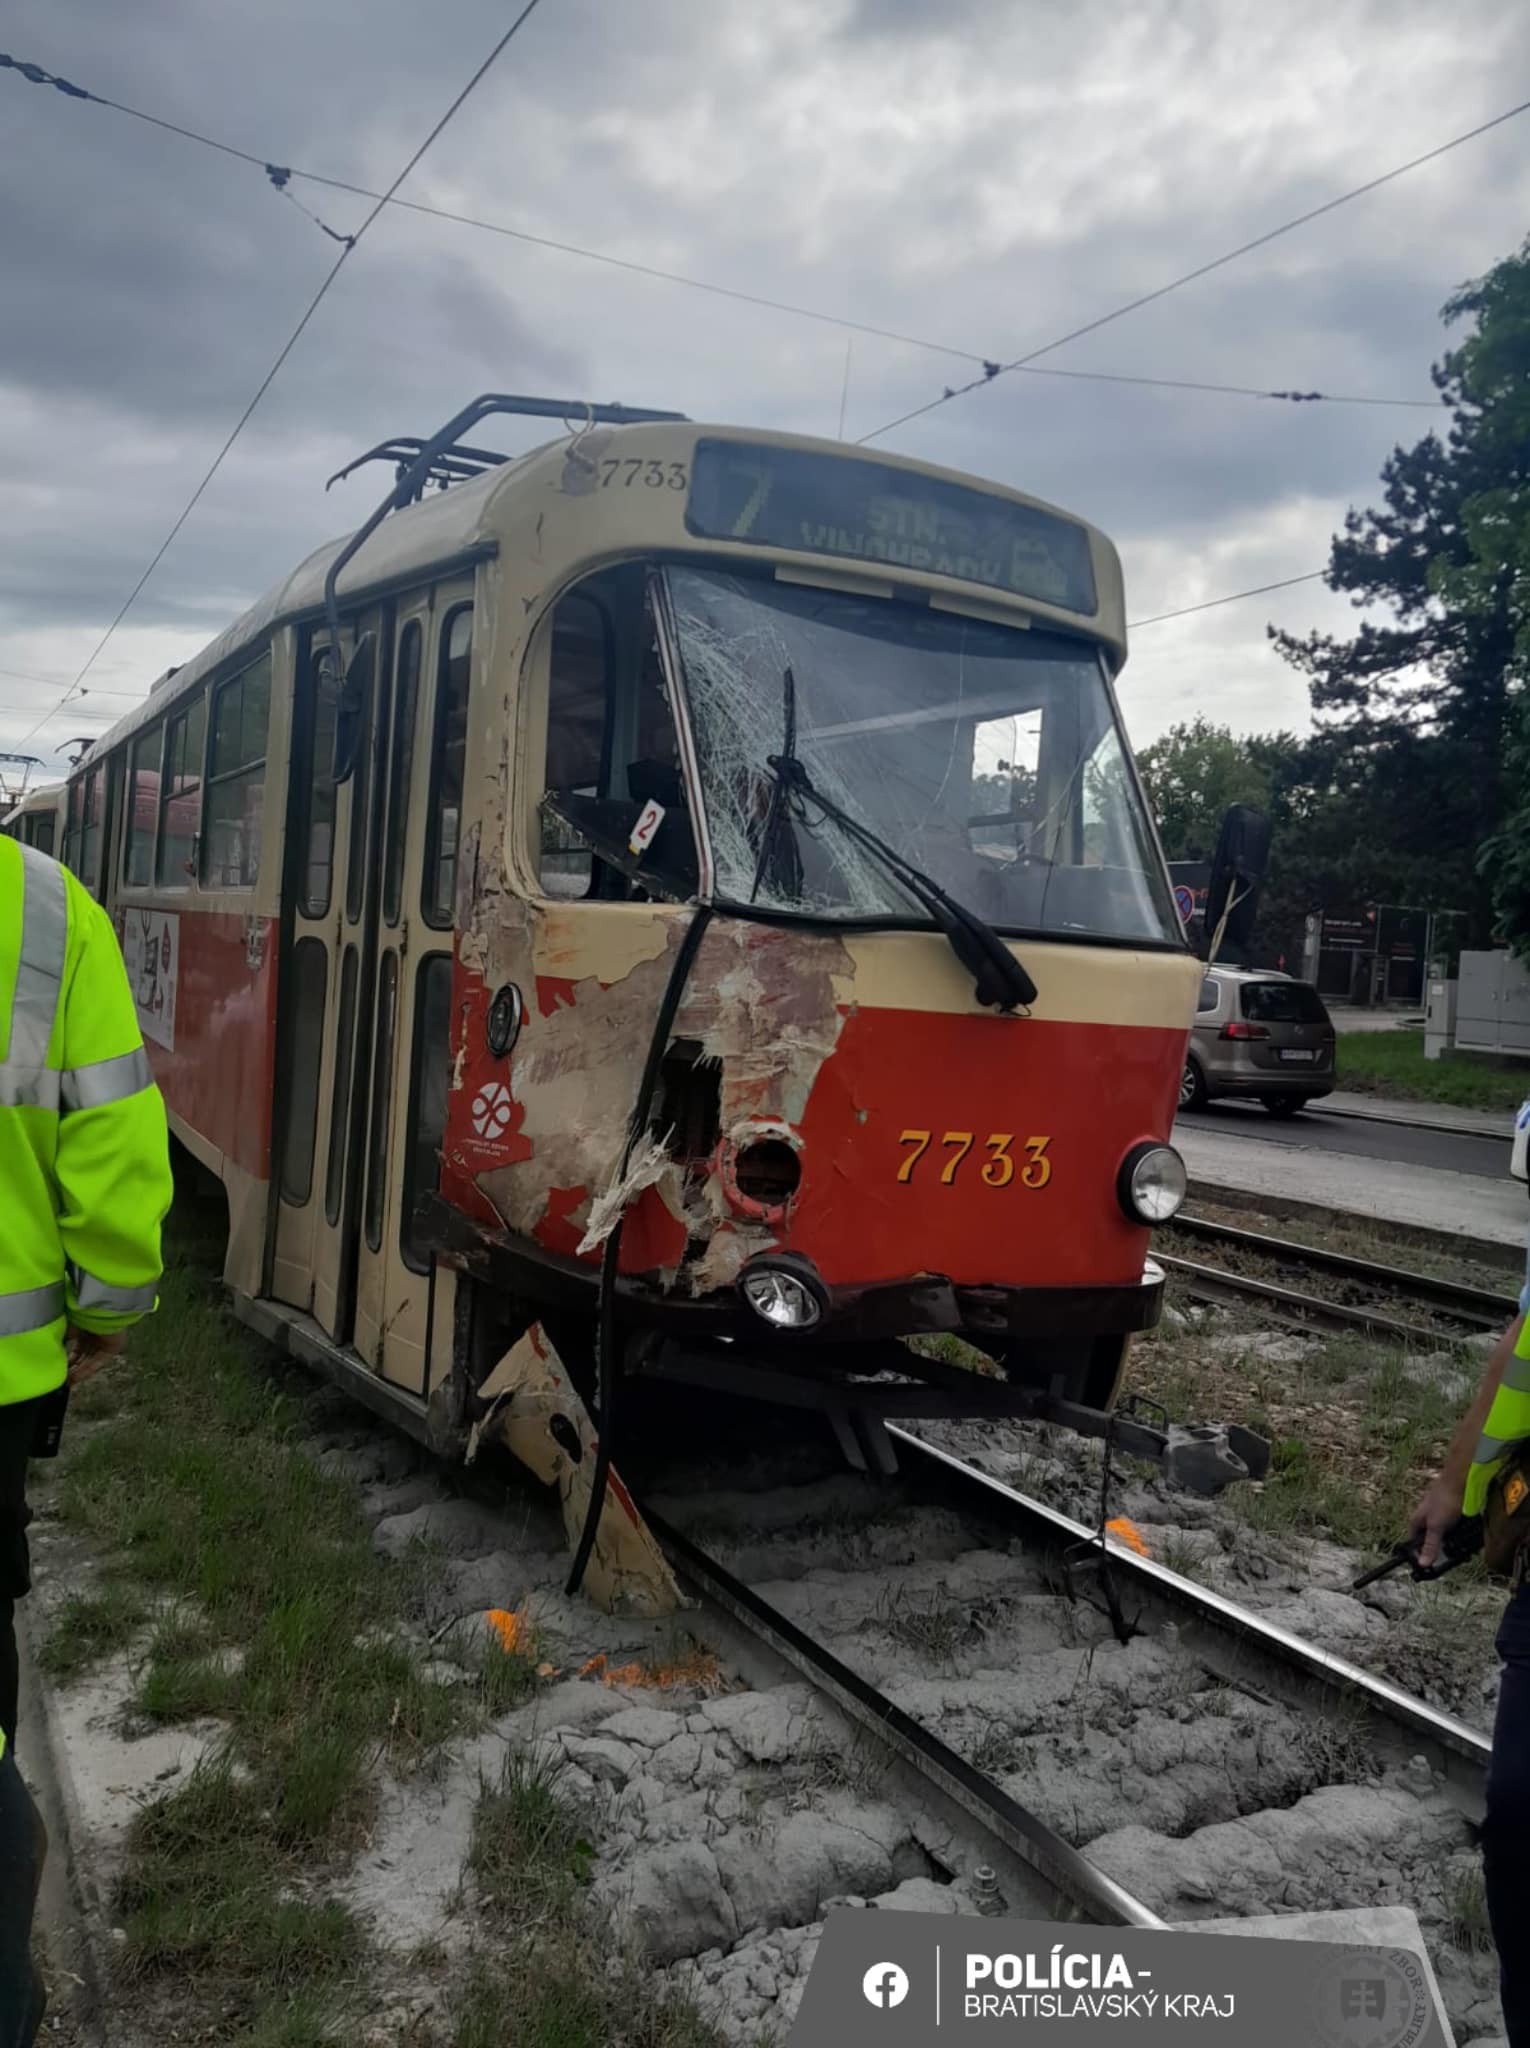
<box><xmin>862</xmin><ymin>1963</ymin><xmax>910</xmax><ymax>2010</ymax></box>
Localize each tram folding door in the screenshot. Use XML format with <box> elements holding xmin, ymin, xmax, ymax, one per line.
<box><xmin>270</xmin><ymin>582</ymin><xmax>469</xmax><ymax>1399</ymax></box>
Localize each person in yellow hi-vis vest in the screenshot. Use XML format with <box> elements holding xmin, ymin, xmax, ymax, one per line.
<box><xmin>1</xmin><ymin>834</ymin><xmax>171</xmax><ymax>2046</ymax></box>
<box><xmin>1411</xmin><ymin>1292</ymin><xmax>1530</xmax><ymax>2048</ymax></box>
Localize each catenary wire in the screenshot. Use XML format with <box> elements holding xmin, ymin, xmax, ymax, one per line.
<box><xmin>12</xmin><ymin>2</ymin><xmax>547</xmax><ymax>747</ymax></box>
<box><xmin>2</xmin><ymin>51</ymin><xmax>1442</xmax><ymax>411</ymax></box>
<box><xmin>858</xmin><ymin>93</ymin><xmax>1530</xmax><ymax>444</ymax></box>
<box><xmin>1127</xmin><ymin>570</ymin><xmax>1327</xmax><ymax>629</ymax></box>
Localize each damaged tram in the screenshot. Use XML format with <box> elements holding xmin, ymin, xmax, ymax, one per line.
<box><xmin>69</xmin><ymin>395</ymin><xmax>1209</xmax><ymax>1606</ymax></box>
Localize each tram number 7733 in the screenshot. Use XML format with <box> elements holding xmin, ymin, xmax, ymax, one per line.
<box><xmin>896</xmin><ymin>1130</ymin><xmax>1052</xmax><ymax>1189</ymax></box>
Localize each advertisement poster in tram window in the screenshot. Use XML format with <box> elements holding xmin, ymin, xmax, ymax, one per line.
<box><xmin>121</xmin><ymin>907</ymin><xmax>178</xmax><ymax>1051</ymax></box>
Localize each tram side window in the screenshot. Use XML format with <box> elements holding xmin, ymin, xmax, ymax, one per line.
<box><xmin>30</xmin><ymin>814</ymin><xmax>54</xmax><ymax>859</ymax></box>
<box><xmin>422</xmin><ymin>607</ymin><xmax>472</xmax><ymax>929</ymax></box>
<box><xmin>123</xmin><ymin>727</ymin><xmax>161</xmax><ymax>887</ymax></box>
<box><xmin>157</xmin><ymin>695</ymin><xmax>206</xmax><ymax>886</ymax></box>
<box><xmin>538</xmin><ymin>573</ymin><xmax>694</xmax><ymax>900</ymax></box>
<box><xmin>383</xmin><ymin>620</ymin><xmax>422</xmax><ymax>927</ymax></box>
<box><xmin>401</xmin><ymin>953</ymin><xmax>451</xmax><ymax>1273</ymax></box>
<box><xmin>280</xmin><ymin>938</ymin><xmax>327</xmax><ymax>1205</ymax></box>
<box><xmin>79</xmin><ymin>767</ymin><xmax>105</xmax><ymax>897</ymax></box>
<box><xmin>63</xmin><ymin>781</ymin><xmax>83</xmax><ymax>875</ymax></box>
<box><xmin>302</xmin><ymin>646</ymin><xmax>340</xmax><ymax>918</ymax></box>
<box><xmin>204</xmin><ymin>654</ymin><xmax>270</xmax><ymax>889</ymax></box>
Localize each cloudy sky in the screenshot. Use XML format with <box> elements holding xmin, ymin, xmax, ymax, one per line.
<box><xmin>2</xmin><ymin>0</ymin><xmax>1528</xmax><ymax>782</ymax></box>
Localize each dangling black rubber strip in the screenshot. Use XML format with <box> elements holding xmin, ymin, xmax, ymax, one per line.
<box><xmin>566</xmin><ymin>903</ymin><xmax>715</xmax><ymax>1598</ymax></box>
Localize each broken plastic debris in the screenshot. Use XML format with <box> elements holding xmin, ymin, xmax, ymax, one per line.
<box><xmin>485</xmin><ymin>1604</ymin><xmax>532</xmax><ymax>1656</ymax></box>
<box><xmin>576</xmin><ymin>1136</ymin><xmax>677</xmax><ymax>1255</ymax></box>
<box><xmin>578</xmin><ymin>1647</ymin><xmax>723</xmax><ymax>1692</ymax></box>
<box><xmin>1105</xmin><ymin>1516</ymin><xmax>1150</xmax><ymax>1558</ymax></box>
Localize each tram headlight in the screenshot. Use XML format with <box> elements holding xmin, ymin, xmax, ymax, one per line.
<box><xmin>738</xmin><ymin>1255</ymin><xmax>827</xmax><ymax>1332</ymax></box>
<box><xmin>1118</xmin><ymin>1142</ymin><xmax>1187</xmax><ymax>1225</ymax></box>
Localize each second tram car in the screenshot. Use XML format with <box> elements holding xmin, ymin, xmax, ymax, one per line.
<box><xmin>64</xmin><ymin>395</ymin><xmax>1219</xmax><ymax>1599</ymax></box>
<box><xmin>2</xmin><ymin>780</ymin><xmax>67</xmax><ymax>858</ymax></box>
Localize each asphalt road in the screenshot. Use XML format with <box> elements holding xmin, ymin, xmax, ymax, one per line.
<box><xmin>1174</xmin><ymin>1100</ymin><xmax>1512</xmax><ymax>1183</ymax></box>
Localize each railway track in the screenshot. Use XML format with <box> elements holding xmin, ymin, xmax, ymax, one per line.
<box><xmin>630</xmin><ymin>1417</ymin><xmax>1493</xmax><ymax>2025</ymax></box>
<box><xmin>1160</xmin><ymin>1213</ymin><xmax>1518</xmax><ymax>1344</ymax></box>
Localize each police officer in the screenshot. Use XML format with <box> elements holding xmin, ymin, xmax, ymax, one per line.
<box><xmin>1411</xmin><ymin>1299</ymin><xmax>1530</xmax><ymax>2048</ymax></box>
<box><xmin>0</xmin><ymin>831</ymin><xmax>172</xmax><ymax>2039</ymax></box>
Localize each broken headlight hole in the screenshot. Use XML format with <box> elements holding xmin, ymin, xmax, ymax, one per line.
<box><xmin>486</xmin><ymin>984</ymin><xmax>524</xmax><ymax>1060</ymax></box>
<box><xmin>733</xmin><ymin>1138</ymin><xmax>801</xmax><ymax>1206</ymax></box>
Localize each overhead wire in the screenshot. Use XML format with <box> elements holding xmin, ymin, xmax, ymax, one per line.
<box><xmin>1127</xmin><ymin>570</ymin><xmax>1327</xmax><ymax>630</ymax></box>
<box><xmin>2</xmin><ymin>50</ymin><xmax>1444</xmax><ymax>412</ymax></box>
<box><xmin>0</xmin><ymin>663</ymin><xmax>142</xmax><ymax>695</ymax></box>
<box><xmin>858</xmin><ymin>93</ymin><xmax>1530</xmax><ymax>444</ymax></box>
<box><xmin>3</xmin><ymin>46</ymin><xmax>1505</xmax><ymax>725</ymax></box>
<box><xmin>12</xmin><ymin>1</ymin><xmax>547</xmax><ymax>747</ymax></box>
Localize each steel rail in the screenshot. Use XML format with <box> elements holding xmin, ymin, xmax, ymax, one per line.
<box><xmin>643</xmin><ymin>1506</ymin><xmax>1168</xmax><ymax>1930</ymax></box>
<box><xmin>1154</xmin><ymin>1253</ymin><xmax>1458</xmax><ymax>1345</ymax></box>
<box><xmin>891</xmin><ymin>1429</ymin><xmax>1492</xmax><ymax>1796</ymax></box>
<box><xmin>1172</xmin><ymin>1214</ymin><xmax>1515</xmax><ymax>1327</ymax></box>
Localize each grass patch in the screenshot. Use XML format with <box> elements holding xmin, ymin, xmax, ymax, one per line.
<box><xmin>876</xmin><ymin>1584</ymin><xmax>980</xmax><ymax>1664</ymax></box>
<box><xmin>44</xmin><ymin>1208</ymin><xmax>546</xmax><ymax>2034</ymax></box>
<box><xmin>118</xmin><ymin>1757</ymin><xmax>364</xmax><ymax>1984</ymax></box>
<box><xmin>468</xmin><ymin>1750</ymin><xmax>596</xmax><ymax>1925</ymax></box>
<box><xmin>1443</xmin><ymin>1862</ymin><xmax>1495</xmax><ymax>1954</ymax></box>
<box><xmin>456</xmin><ymin>1751</ymin><xmax>726</xmax><ymax>2048</ymax></box>
<box><xmin>1133</xmin><ymin>1317</ymin><xmax>1467</xmax><ymax>1556</ymax></box>
<box><xmin>35</xmin><ymin>1587</ymin><xmax>147</xmax><ymax>1680</ymax></box>
<box><xmin>1336</xmin><ymin>1030</ymin><xmax>1527</xmax><ymax>1113</ymax></box>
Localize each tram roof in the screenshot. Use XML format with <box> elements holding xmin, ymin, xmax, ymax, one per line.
<box><xmin>75</xmin><ymin>423</ymin><xmax>1121</xmax><ymax>772</ymax></box>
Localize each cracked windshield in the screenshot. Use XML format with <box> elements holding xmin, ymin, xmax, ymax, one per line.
<box><xmin>666</xmin><ymin>565</ymin><xmax>1181</xmax><ymax>944</ymax></box>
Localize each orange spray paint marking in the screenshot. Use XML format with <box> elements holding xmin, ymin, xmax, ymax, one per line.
<box><xmin>1105</xmin><ymin>1517</ymin><xmax>1150</xmax><ymax>1557</ymax></box>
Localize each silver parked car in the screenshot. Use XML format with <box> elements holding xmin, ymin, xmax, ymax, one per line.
<box><xmin>1180</xmin><ymin>967</ymin><xmax>1336</xmax><ymax>1116</ymax></box>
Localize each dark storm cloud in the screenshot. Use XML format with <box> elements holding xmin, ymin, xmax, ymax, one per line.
<box><xmin>2</xmin><ymin>0</ymin><xmax>1529</xmax><ymax>767</ymax></box>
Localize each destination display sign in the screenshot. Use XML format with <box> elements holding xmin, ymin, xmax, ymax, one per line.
<box><xmin>686</xmin><ymin>440</ymin><xmax>1098</xmax><ymax>616</ymax></box>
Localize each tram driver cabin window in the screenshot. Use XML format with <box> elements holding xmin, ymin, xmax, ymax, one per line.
<box><xmin>204</xmin><ymin>653</ymin><xmax>270</xmax><ymax>888</ymax></box>
<box><xmin>537</xmin><ymin>573</ymin><xmax>693</xmax><ymax>900</ymax></box>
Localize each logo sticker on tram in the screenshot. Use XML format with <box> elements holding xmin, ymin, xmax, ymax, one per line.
<box><xmin>470</xmin><ymin>1081</ymin><xmax>515</xmax><ymax>1141</ymax></box>
<box><xmin>895</xmin><ymin>1131</ymin><xmax>1051</xmax><ymax>1189</ymax></box>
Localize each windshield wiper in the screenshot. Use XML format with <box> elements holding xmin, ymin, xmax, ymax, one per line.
<box><xmin>752</xmin><ymin>668</ymin><xmax>1037</xmax><ymax>1013</ymax></box>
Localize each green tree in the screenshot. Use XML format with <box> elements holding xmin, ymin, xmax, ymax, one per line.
<box><xmin>1275</xmin><ymin>236</ymin><xmax>1530</xmax><ymax>948</ymax></box>
<box><xmin>1137</xmin><ymin>715</ymin><xmax>1274</xmax><ymax>861</ymax></box>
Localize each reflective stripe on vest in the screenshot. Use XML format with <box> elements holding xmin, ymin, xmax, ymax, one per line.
<box><xmin>8</xmin><ymin>845</ymin><xmax>68</xmax><ymax>1066</ymax></box>
<box><xmin>0</xmin><ymin>1282</ymin><xmax>67</xmax><ymax>1337</ymax></box>
<box><xmin>71</xmin><ymin>1269</ymin><xmax>157</xmax><ymax>1316</ymax></box>
<box><xmin>61</xmin><ymin>1047</ymin><xmax>153</xmax><ymax>1112</ymax></box>
<box><xmin>1463</xmin><ymin>1325</ymin><xmax>1530</xmax><ymax>1515</ymax></box>
<box><xmin>0</xmin><ymin>1045</ymin><xmax>154</xmax><ymax>1114</ymax></box>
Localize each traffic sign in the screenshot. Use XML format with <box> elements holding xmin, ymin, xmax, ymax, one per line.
<box><xmin>1174</xmin><ymin>885</ymin><xmax>1195</xmax><ymax>924</ymax></box>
